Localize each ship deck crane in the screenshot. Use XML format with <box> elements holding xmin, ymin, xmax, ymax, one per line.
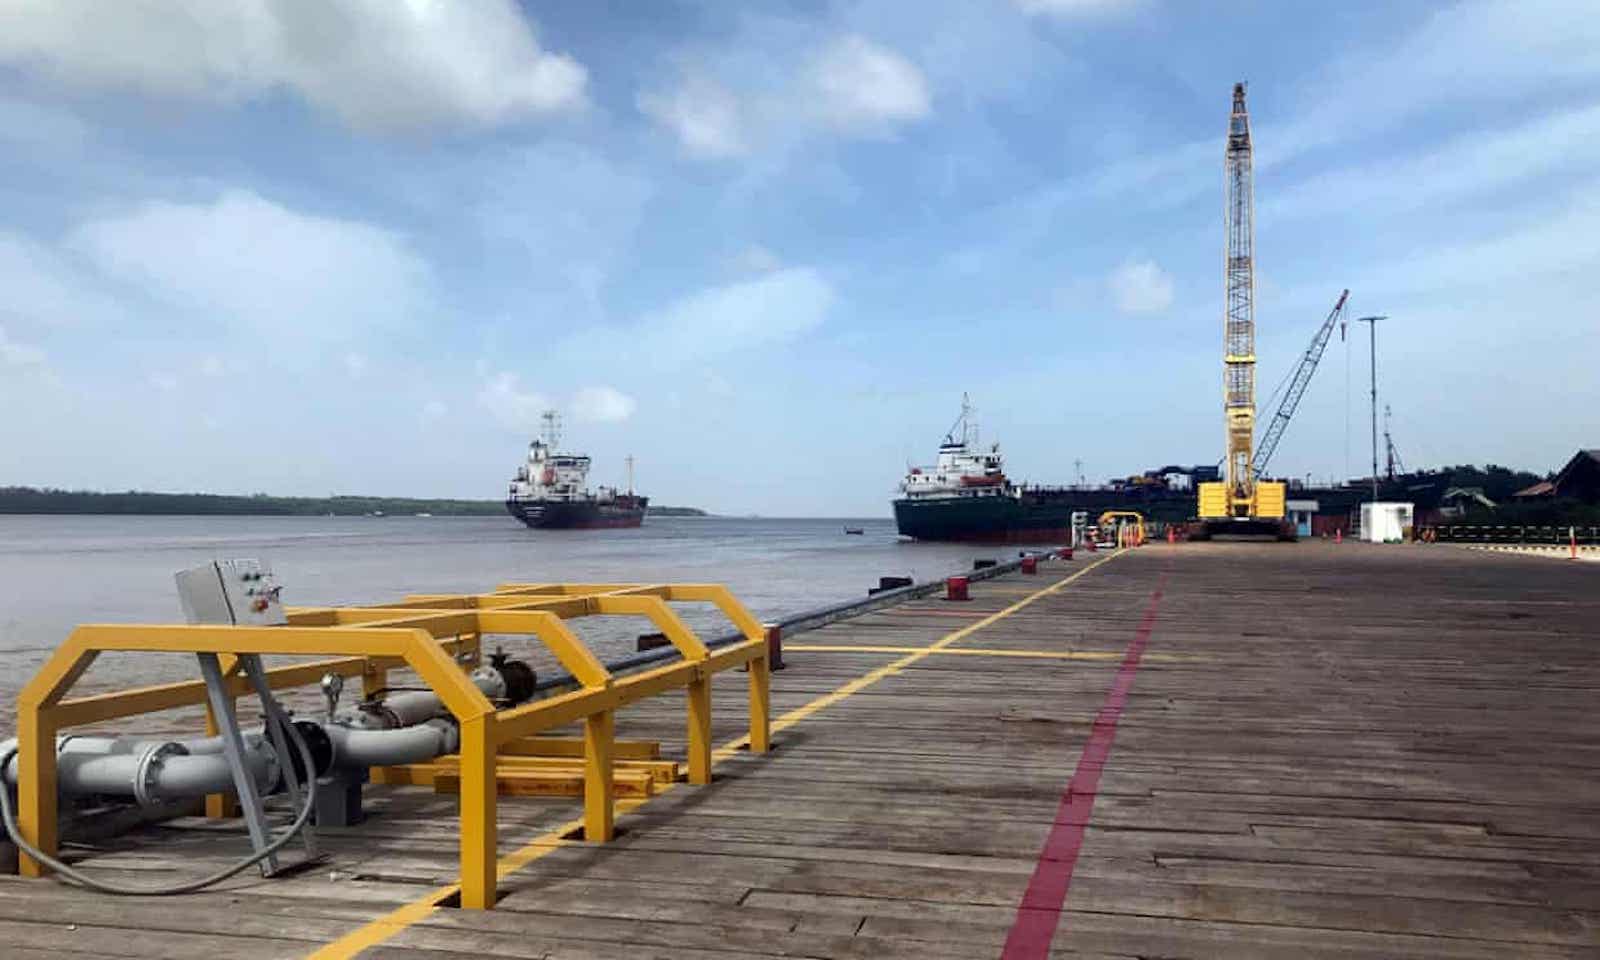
<box><xmin>1252</xmin><ymin>289</ymin><xmax>1350</xmax><ymax>477</ymax></box>
<box><xmin>1195</xmin><ymin>83</ymin><xmax>1291</xmax><ymax>539</ymax></box>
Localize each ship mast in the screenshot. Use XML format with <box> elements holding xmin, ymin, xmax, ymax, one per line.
<box><xmin>625</xmin><ymin>455</ymin><xmax>635</xmax><ymax>494</ymax></box>
<box><xmin>946</xmin><ymin>393</ymin><xmax>977</xmax><ymax>448</ymax></box>
<box><xmin>540</xmin><ymin>409</ymin><xmax>562</xmax><ymax>451</ymax></box>
<box><xmin>1222</xmin><ymin>81</ymin><xmax>1257</xmax><ymax>514</ymax></box>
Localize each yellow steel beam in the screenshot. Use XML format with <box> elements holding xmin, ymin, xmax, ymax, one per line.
<box><xmin>657</xmin><ymin>584</ymin><xmax>767</xmax><ymax>643</ymax></box>
<box><xmin>584</xmin><ymin>710</ymin><xmax>615</xmax><ymax>842</ymax></box>
<box><xmin>592</xmin><ymin>595</ymin><xmax>708</xmax><ymax>660</ymax></box>
<box><xmin>457</xmin><ymin>714</ymin><xmax>497</xmax><ymax>910</ymax></box>
<box><xmin>12</xmin><ymin>579</ymin><xmax>768</xmax><ymax>906</ymax></box>
<box><xmin>473</xmin><ymin>610</ymin><xmax>611</xmax><ymax>688</ymax></box>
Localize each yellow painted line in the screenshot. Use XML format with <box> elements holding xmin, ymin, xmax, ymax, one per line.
<box><xmin>307</xmin><ymin>550</ymin><xmax>1121</xmax><ymax>958</ymax></box>
<box><xmin>717</xmin><ymin>549</ymin><xmax>1123</xmax><ymax>757</ymax></box>
<box><xmin>781</xmin><ymin>643</ymin><xmax>1196</xmax><ymax>662</ymax></box>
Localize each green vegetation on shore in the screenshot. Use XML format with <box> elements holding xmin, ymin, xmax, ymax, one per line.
<box><xmin>0</xmin><ymin>487</ymin><xmax>708</xmax><ymax>518</ymax></box>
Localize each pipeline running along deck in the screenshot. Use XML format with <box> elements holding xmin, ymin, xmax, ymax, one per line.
<box><xmin>3</xmin><ymin>544</ymin><xmax>1598</xmax><ymax>958</ymax></box>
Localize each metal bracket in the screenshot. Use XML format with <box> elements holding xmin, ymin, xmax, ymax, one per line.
<box><xmin>237</xmin><ymin>654</ymin><xmax>319</xmax><ymax>862</ymax></box>
<box><xmin>195</xmin><ymin>652</ymin><xmax>280</xmax><ymax>877</ymax></box>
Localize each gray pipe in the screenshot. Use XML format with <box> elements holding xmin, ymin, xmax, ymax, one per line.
<box><xmin>336</xmin><ymin>666</ymin><xmax>507</xmax><ymax>729</ymax></box>
<box><xmin>325</xmin><ymin>719</ymin><xmax>457</xmax><ymax>768</ymax></box>
<box><xmin>1</xmin><ymin>734</ymin><xmax>277</xmax><ymax>806</ymax></box>
<box><xmin>0</xmin><ymin>665</ymin><xmax>504</xmax><ymax>803</ymax></box>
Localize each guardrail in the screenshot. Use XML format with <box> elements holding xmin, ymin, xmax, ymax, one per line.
<box><xmin>11</xmin><ymin>582</ymin><xmax>769</xmax><ymax>910</ymax></box>
<box><xmin>524</xmin><ymin>550</ymin><xmax>1056</xmax><ymax>696</ymax></box>
<box><xmin>1429</xmin><ymin>524</ymin><xmax>1600</xmax><ymax>544</ymax></box>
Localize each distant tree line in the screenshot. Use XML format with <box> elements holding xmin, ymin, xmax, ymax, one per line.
<box><xmin>0</xmin><ymin>487</ymin><xmax>707</xmax><ymax>517</ymax></box>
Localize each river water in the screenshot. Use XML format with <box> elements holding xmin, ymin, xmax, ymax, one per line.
<box><xmin>0</xmin><ymin>515</ymin><xmax>1053</xmax><ymax>733</ymax></box>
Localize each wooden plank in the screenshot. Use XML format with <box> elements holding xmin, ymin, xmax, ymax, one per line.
<box><xmin>6</xmin><ymin>550</ymin><xmax>1598</xmax><ymax>958</ymax></box>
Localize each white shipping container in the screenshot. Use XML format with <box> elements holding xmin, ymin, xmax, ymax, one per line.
<box><xmin>1360</xmin><ymin>502</ymin><xmax>1414</xmax><ymax>543</ymax></box>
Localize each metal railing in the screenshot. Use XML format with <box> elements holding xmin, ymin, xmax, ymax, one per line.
<box><xmin>1429</xmin><ymin>524</ymin><xmax>1600</xmax><ymax>544</ymax></box>
<box><xmin>521</xmin><ymin>551</ymin><xmax>1052</xmax><ymax>697</ymax></box>
<box><xmin>11</xmin><ymin>582</ymin><xmax>769</xmax><ymax>910</ymax></box>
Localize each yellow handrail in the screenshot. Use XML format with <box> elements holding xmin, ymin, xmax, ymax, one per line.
<box><xmin>12</xmin><ymin>581</ymin><xmax>770</xmax><ymax>910</ymax></box>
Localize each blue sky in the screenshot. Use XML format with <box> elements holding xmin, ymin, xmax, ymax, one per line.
<box><xmin>0</xmin><ymin>0</ymin><xmax>1595</xmax><ymax>516</ymax></box>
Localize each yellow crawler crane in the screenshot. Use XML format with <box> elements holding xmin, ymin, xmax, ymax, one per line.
<box><xmin>1195</xmin><ymin>82</ymin><xmax>1291</xmax><ymax>540</ymax></box>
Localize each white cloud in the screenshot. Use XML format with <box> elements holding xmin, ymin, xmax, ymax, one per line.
<box><xmin>0</xmin><ymin>0</ymin><xmax>587</xmax><ymax>133</ymax></box>
<box><xmin>343</xmin><ymin>353</ymin><xmax>369</xmax><ymax>379</ymax></box>
<box><xmin>420</xmin><ymin>400</ymin><xmax>448</xmax><ymax>424</ymax></box>
<box><xmin>639</xmin><ymin>34</ymin><xmax>929</xmax><ymax>158</ymax></box>
<box><xmin>148</xmin><ymin>372</ymin><xmax>179</xmax><ymax>392</ymax></box>
<box><xmin>572</xmin><ymin>386</ymin><xmax>637</xmax><ymax>423</ymax></box>
<box><xmin>1108</xmin><ymin>259</ymin><xmax>1174</xmax><ymax>314</ymax></box>
<box><xmin>806</xmin><ymin>35</ymin><xmax>930</xmax><ymax>134</ymax></box>
<box><xmin>625</xmin><ymin>267</ymin><xmax>834</xmax><ymax>366</ymax></box>
<box><xmin>69</xmin><ymin>189</ymin><xmax>430</xmax><ymax>341</ymax></box>
<box><xmin>0</xmin><ymin>325</ymin><xmax>46</xmax><ymax>368</ymax></box>
<box><xmin>477</xmin><ymin>372</ymin><xmax>549</xmax><ymax>434</ymax></box>
<box><xmin>199</xmin><ymin>355</ymin><xmax>226</xmax><ymax>377</ymax></box>
<box><xmin>638</xmin><ymin>74</ymin><xmax>746</xmax><ymax>158</ymax></box>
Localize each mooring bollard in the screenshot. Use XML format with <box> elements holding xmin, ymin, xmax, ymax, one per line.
<box><xmin>1021</xmin><ymin>555</ymin><xmax>1039</xmax><ymax>575</ymax></box>
<box><xmin>946</xmin><ymin>576</ymin><xmax>970</xmax><ymax>602</ymax></box>
<box><xmin>1060</xmin><ymin>547</ymin><xmax>1073</xmax><ymax>560</ymax></box>
<box><xmin>764</xmin><ymin>624</ymin><xmax>785</xmax><ymax>671</ymax></box>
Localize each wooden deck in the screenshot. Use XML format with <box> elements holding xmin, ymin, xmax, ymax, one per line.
<box><xmin>3</xmin><ymin>542</ymin><xmax>1598</xmax><ymax>958</ymax></box>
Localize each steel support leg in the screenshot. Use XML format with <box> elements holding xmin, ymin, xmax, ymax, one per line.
<box><xmin>237</xmin><ymin>654</ymin><xmax>318</xmax><ymax>859</ymax></box>
<box><xmin>15</xmin><ymin>708</ymin><xmax>57</xmax><ymax>877</ymax></box>
<box><xmin>458</xmin><ymin>715</ymin><xmax>498</xmax><ymax>909</ymax></box>
<box><xmin>747</xmin><ymin>656</ymin><xmax>771</xmax><ymax>754</ymax></box>
<box><xmin>196</xmin><ymin>652</ymin><xmax>278</xmax><ymax>876</ymax></box>
<box><xmin>583</xmin><ymin>710</ymin><xmax>615</xmax><ymax>842</ymax></box>
<box><xmin>686</xmin><ymin>671</ymin><xmax>712</xmax><ymax>786</ymax></box>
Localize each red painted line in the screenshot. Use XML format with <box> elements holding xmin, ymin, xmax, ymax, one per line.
<box><xmin>1000</xmin><ymin>570</ymin><xmax>1169</xmax><ymax>959</ymax></box>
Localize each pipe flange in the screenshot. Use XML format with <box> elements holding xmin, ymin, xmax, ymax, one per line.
<box><xmin>133</xmin><ymin>741</ymin><xmax>187</xmax><ymax>807</ymax></box>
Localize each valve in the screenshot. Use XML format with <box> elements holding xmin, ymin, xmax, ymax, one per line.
<box><xmin>319</xmin><ymin>673</ymin><xmax>344</xmax><ymax>722</ymax></box>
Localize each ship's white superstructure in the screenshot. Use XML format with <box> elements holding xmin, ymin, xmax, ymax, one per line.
<box><xmin>899</xmin><ymin>395</ymin><xmax>1013</xmax><ymax>502</ymax></box>
<box><xmin>509</xmin><ymin>412</ymin><xmax>593</xmax><ymax>503</ymax></box>
<box><xmin>505</xmin><ymin>411</ymin><xmax>648</xmax><ymax>530</ymax></box>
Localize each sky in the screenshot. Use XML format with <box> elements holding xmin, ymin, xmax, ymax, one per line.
<box><xmin>0</xmin><ymin>0</ymin><xmax>1596</xmax><ymax>516</ymax></box>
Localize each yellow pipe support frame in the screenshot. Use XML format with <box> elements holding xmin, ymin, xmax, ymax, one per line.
<box><xmin>583</xmin><ymin>710</ymin><xmax>616</xmax><ymax>842</ymax></box>
<box><xmin>10</xmin><ymin>581</ymin><xmax>770</xmax><ymax>909</ymax></box>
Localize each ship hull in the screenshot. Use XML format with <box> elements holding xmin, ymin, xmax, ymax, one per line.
<box><xmin>505</xmin><ymin>497</ymin><xmax>648</xmax><ymax>530</ymax></box>
<box><xmin>893</xmin><ymin>495</ymin><xmax>1077</xmax><ymax>543</ymax></box>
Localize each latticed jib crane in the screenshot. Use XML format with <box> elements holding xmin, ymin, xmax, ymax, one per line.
<box><xmin>1196</xmin><ymin>83</ymin><xmax>1292</xmax><ymax>537</ymax></box>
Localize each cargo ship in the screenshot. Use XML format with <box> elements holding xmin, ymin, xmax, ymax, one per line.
<box><xmin>892</xmin><ymin>397</ymin><xmax>1201</xmax><ymax>542</ymax></box>
<box><xmin>505</xmin><ymin>412</ymin><xmax>647</xmax><ymax>530</ymax></box>
<box><xmin>892</xmin><ymin>397</ymin><xmax>1074</xmax><ymax>542</ymax></box>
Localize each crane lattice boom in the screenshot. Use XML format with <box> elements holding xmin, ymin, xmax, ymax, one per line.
<box><xmin>1253</xmin><ymin>289</ymin><xmax>1350</xmax><ymax>477</ymax></box>
<box><xmin>1197</xmin><ymin>82</ymin><xmax>1287</xmax><ymax>530</ymax></box>
<box><xmin>1222</xmin><ymin>82</ymin><xmax>1256</xmax><ymax>511</ymax></box>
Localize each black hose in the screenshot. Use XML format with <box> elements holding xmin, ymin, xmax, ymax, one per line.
<box><xmin>529</xmin><ymin>551</ymin><xmax>1041</xmax><ymax>695</ymax></box>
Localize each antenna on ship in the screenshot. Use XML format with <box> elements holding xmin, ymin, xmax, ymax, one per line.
<box><xmin>540</xmin><ymin>409</ymin><xmax>562</xmax><ymax>450</ymax></box>
<box><xmin>946</xmin><ymin>392</ymin><xmax>977</xmax><ymax>448</ymax></box>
